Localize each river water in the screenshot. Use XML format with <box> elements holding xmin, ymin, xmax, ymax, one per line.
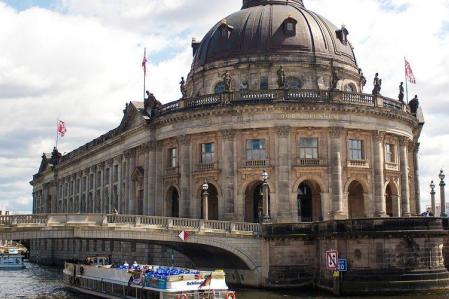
<box><xmin>0</xmin><ymin>262</ymin><xmax>446</xmax><ymax>299</ymax></box>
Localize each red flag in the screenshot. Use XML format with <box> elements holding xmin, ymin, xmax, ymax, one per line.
<box><xmin>405</xmin><ymin>59</ymin><xmax>416</xmax><ymax>84</ymax></box>
<box><xmin>142</xmin><ymin>48</ymin><xmax>148</xmax><ymax>76</ymax></box>
<box><xmin>57</xmin><ymin>120</ymin><xmax>67</xmax><ymax>137</ymax></box>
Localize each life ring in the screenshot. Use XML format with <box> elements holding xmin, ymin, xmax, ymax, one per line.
<box><xmin>226</xmin><ymin>291</ymin><xmax>236</xmax><ymax>299</ymax></box>
<box><xmin>176</xmin><ymin>294</ymin><xmax>188</xmax><ymax>299</ymax></box>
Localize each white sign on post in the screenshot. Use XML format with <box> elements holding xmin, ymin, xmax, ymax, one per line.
<box><xmin>325</xmin><ymin>250</ymin><xmax>338</xmax><ymax>270</ymax></box>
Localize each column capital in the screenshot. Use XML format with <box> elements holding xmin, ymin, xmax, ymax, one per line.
<box><xmin>179</xmin><ymin>135</ymin><xmax>191</xmax><ymax>145</ymax></box>
<box><xmin>374</xmin><ymin>131</ymin><xmax>385</xmax><ymax>143</ymax></box>
<box><xmin>277</xmin><ymin>126</ymin><xmax>290</xmax><ymax>138</ymax></box>
<box><xmin>329</xmin><ymin>127</ymin><xmax>344</xmax><ymax>138</ymax></box>
<box><xmin>221</xmin><ymin>129</ymin><xmax>235</xmax><ymax>140</ymax></box>
<box><xmin>399</xmin><ymin>136</ymin><xmax>411</xmax><ymax>147</ymax></box>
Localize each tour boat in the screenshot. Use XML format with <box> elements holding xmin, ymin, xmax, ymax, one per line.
<box><xmin>63</xmin><ymin>257</ymin><xmax>236</xmax><ymax>299</ymax></box>
<box><xmin>0</xmin><ymin>249</ymin><xmax>25</xmax><ymax>270</ymax></box>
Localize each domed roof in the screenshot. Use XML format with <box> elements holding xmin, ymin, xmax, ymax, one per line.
<box><xmin>192</xmin><ymin>0</ymin><xmax>357</xmax><ymax>69</ymax></box>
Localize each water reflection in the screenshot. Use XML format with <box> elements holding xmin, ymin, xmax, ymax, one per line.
<box><xmin>0</xmin><ymin>262</ymin><xmax>447</xmax><ymax>299</ymax></box>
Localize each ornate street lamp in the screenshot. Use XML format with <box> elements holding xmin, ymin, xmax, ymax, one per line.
<box><xmin>430</xmin><ymin>181</ymin><xmax>436</xmax><ymax>216</ymax></box>
<box><xmin>202</xmin><ymin>181</ymin><xmax>209</xmax><ymax>220</ymax></box>
<box><xmin>439</xmin><ymin>170</ymin><xmax>446</xmax><ymax>217</ymax></box>
<box><xmin>261</xmin><ymin>170</ymin><xmax>271</xmax><ymax>223</ymax></box>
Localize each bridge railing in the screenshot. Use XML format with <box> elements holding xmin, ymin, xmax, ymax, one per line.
<box><xmin>0</xmin><ymin>214</ymin><xmax>261</xmax><ymax>235</ymax></box>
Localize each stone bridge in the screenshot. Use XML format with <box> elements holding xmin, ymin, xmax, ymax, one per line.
<box><xmin>0</xmin><ymin>214</ymin><xmax>263</xmax><ymax>275</ymax></box>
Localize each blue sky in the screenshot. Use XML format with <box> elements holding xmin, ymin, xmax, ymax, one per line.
<box><xmin>0</xmin><ymin>0</ymin><xmax>448</xmax><ymax>213</ymax></box>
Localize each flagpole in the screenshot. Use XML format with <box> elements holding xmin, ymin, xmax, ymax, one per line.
<box><xmin>55</xmin><ymin>119</ymin><xmax>59</xmax><ymax>149</ymax></box>
<box><xmin>143</xmin><ymin>48</ymin><xmax>146</xmax><ymax>101</ymax></box>
<box><xmin>404</xmin><ymin>57</ymin><xmax>409</xmax><ymax>104</ymax></box>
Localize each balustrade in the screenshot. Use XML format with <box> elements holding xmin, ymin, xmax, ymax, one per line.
<box><xmin>297</xmin><ymin>159</ymin><xmax>327</xmax><ymax>167</ymax></box>
<box><xmin>385</xmin><ymin>162</ymin><xmax>399</xmax><ymax>171</ymax></box>
<box><xmin>347</xmin><ymin>160</ymin><xmax>369</xmax><ymax>168</ymax></box>
<box><xmin>196</xmin><ymin>163</ymin><xmax>217</xmax><ymax>172</ymax></box>
<box><xmin>244</xmin><ymin>160</ymin><xmax>269</xmax><ymax>168</ymax></box>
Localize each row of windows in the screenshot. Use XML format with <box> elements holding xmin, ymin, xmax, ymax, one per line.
<box><xmin>167</xmin><ymin>139</ymin><xmax>398</xmax><ymax>168</ymax></box>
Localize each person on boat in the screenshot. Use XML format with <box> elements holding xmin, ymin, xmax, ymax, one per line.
<box><xmin>132</xmin><ymin>261</ymin><xmax>138</xmax><ymax>268</ymax></box>
<box><xmin>123</xmin><ymin>261</ymin><xmax>129</xmax><ymax>268</ymax></box>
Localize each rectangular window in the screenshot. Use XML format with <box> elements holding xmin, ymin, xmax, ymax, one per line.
<box><xmin>299</xmin><ymin>138</ymin><xmax>319</xmax><ymax>159</ymax></box>
<box><xmin>246</xmin><ymin>139</ymin><xmax>267</xmax><ymax>161</ymax></box>
<box><xmin>201</xmin><ymin>143</ymin><xmax>215</xmax><ymax>164</ymax></box>
<box><xmin>168</xmin><ymin>148</ymin><xmax>177</xmax><ymax>168</ymax></box>
<box><xmin>385</xmin><ymin>144</ymin><xmax>395</xmax><ymax>163</ymax></box>
<box><xmin>348</xmin><ymin>139</ymin><xmax>364</xmax><ymax>161</ymax></box>
<box><xmin>260</xmin><ymin>76</ymin><xmax>269</xmax><ymax>90</ymax></box>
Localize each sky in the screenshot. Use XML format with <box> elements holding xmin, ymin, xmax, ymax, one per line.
<box><xmin>0</xmin><ymin>0</ymin><xmax>448</xmax><ymax>214</ymax></box>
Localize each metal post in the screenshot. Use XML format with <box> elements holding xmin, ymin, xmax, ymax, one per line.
<box><xmin>430</xmin><ymin>181</ymin><xmax>436</xmax><ymax>216</ymax></box>
<box><xmin>261</xmin><ymin>170</ymin><xmax>271</xmax><ymax>223</ymax></box>
<box><xmin>439</xmin><ymin>170</ymin><xmax>446</xmax><ymax>217</ymax></box>
<box><xmin>202</xmin><ymin>181</ymin><xmax>209</xmax><ymax>221</ymax></box>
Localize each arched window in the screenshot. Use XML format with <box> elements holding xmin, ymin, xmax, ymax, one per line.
<box><xmin>286</xmin><ymin>77</ymin><xmax>302</xmax><ymax>90</ymax></box>
<box><xmin>214</xmin><ymin>82</ymin><xmax>226</xmax><ymax>94</ymax></box>
<box><xmin>345</xmin><ymin>84</ymin><xmax>355</xmax><ymax>93</ymax></box>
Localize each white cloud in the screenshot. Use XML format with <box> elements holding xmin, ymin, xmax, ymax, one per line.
<box><xmin>0</xmin><ymin>0</ymin><xmax>448</xmax><ymax>212</ymax></box>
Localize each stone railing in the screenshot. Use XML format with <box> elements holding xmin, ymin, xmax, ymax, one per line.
<box><xmin>385</xmin><ymin>162</ymin><xmax>399</xmax><ymax>171</ymax></box>
<box><xmin>0</xmin><ymin>214</ymin><xmax>261</xmax><ymax>235</ymax></box>
<box><xmin>297</xmin><ymin>159</ymin><xmax>327</xmax><ymax>167</ymax></box>
<box><xmin>154</xmin><ymin>89</ymin><xmax>409</xmax><ymax>117</ymax></box>
<box><xmin>347</xmin><ymin>160</ymin><xmax>369</xmax><ymax>168</ymax></box>
<box><xmin>195</xmin><ymin>163</ymin><xmax>217</xmax><ymax>172</ymax></box>
<box><xmin>243</xmin><ymin>160</ymin><xmax>269</xmax><ymax>168</ymax></box>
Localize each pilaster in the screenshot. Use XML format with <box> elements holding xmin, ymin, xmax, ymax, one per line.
<box><xmin>373</xmin><ymin>131</ymin><xmax>387</xmax><ymax>217</ymax></box>
<box><xmin>399</xmin><ymin>137</ymin><xmax>411</xmax><ymax>217</ymax></box>
<box><xmin>329</xmin><ymin>127</ymin><xmax>345</xmax><ymax>219</ymax></box>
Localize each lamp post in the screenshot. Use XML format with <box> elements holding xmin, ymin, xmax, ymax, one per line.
<box><xmin>430</xmin><ymin>181</ymin><xmax>436</xmax><ymax>216</ymax></box>
<box><xmin>439</xmin><ymin>170</ymin><xmax>446</xmax><ymax>217</ymax></box>
<box><xmin>202</xmin><ymin>181</ymin><xmax>209</xmax><ymax>221</ymax></box>
<box><xmin>261</xmin><ymin>170</ymin><xmax>271</xmax><ymax>223</ymax></box>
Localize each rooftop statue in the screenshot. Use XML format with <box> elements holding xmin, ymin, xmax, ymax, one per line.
<box><xmin>359</xmin><ymin>69</ymin><xmax>367</xmax><ymax>92</ymax></box>
<box><xmin>144</xmin><ymin>90</ymin><xmax>162</xmax><ymax>116</ymax></box>
<box><xmin>398</xmin><ymin>82</ymin><xmax>405</xmax><ymax>103</ymax></box>
<box><xmin>221</xmin><ymin>72</ymin><xmax>232</xmax><ymax>92</ymax></box>
<box><xmin>372</xmin><ymin>73</ymin><xmax>382</xmax><ymax>96</ymax></box>
<box><xmin>180</xmin><ymin>77</ymin><xmax>187</xmax><ymax>98</ymax></box>
<box><xmin>277</xmin><ymin>66</ymin><xmax>286</xmax><ymax>89</ymax></box>
<box><xmin>409</xmin><ymin>94</ymin><xmax>420</xmax><ymax>115</ymax></box>
<box><xmin>331</xmin><ymin>68</ymin><xmax>339</xmax><ymax>91</ymax></box>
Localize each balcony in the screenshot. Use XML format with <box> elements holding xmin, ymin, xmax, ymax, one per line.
<box><xmin>297</xmin><ymin>158</ymin><xmax>327</xmax><ymax>167</ymax></box>
<box><xmin>165</xmin><ymin>167</ymin><xmax>178</xmax><ymax>176</ymax></box>
<box><xmin>385</xmin><ymin>162</ymin><xmax>399</xmax><ymax>171</ymax></box>
<box><xmin>195</xmin><ymin>163</ymin><xmax>218</xmax><ymax>172</ymax></box>
<box><xmin>347</xmin><ymin>160</ymin><xmax>369</xmax><ymax>168</ymax></box>
<box><xmin>243</xmin><ymin>160</ymin><xmax>269</xmax><ymax>168</ymax></box>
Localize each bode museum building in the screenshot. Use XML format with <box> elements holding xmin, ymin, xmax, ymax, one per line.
<box><xmin>28</xmin><ymin>1</ymin><xmax>448</xmax><ymax>293</ymax></box>
<box><xmin>32</xmin><ymin>0</ymin><xmax>423</xmax><ymax>223</ymax></box>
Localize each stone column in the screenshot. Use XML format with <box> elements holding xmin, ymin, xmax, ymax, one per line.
<box><xmin>93</xmin><ymin>166</ymin><xmax>98</xmax><ymax>213</ymax></box>
<box><xmin>430</xmin><ymin>181</ymin><xmax>436</xmax><ymax>216</ymax></box>
<box><xmin>142</xmin><ymin>144</ymin><xmax>149</xmax><ymax>215</ymax></box>
<box><xmin>329</xmin><ymin>127</ymin><xmax>345</xmax><ymax>219</ymax></box>
<box><xmin>221</xmin><ymin>129</ymin><xmax>235</xmax><ymax>220</ymax></box>
<box><xmin>276</xmin><ymin>126</ymin><xmax>292</xmax><ymax>222</ymax></box>
<box><xmin>373</xmin><ymin>131</ymin><xmax>386</xmax><ymax>217</ymax></box>
<box><xmin>107</xmin><ymin>160</ymin><xmax>113</xmax><ymax>213</ymax></box>
<box><xmin>99</xmin><ymin>162</ymin><xmax>105</xmax><ymax>214</ymax></box>
<box><xmin>179</xmin><ymin>135</ymin><xmax>191</xmax><ymax>218</ymax></box>
<box><xmin>399</xmin><ymin>137</ymin><xmax>411</xmax><ymax>217</ymax></box>
<box><xmin>128</xmin><ymin>150</ymin><xmax>136</xmax><ymax>215</ymax></box>
<box><xmin>154</xmin><ymin>141</ymin><xmax>164</xmax><ymax>216</ymax></box>
<box><xmin>440</xmin><ymin>170</ymin><xmax>446</xmax><ymax>217</ymax></box>
<box><xmin>147</xmin><ymin>141</ymin><xmax>157</xmax><ymax>216</ymax></box>
<box><xmin>116</xmin><ymin>156</ymin><xmax>123</xmax><ymax>213</ymax></box>
<box><xmin>413</xmin><ymin>143</ymin><xmax>421</xmax><ymax>214</ymax></box>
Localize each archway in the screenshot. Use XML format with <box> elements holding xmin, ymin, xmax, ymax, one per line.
<box><xmin>297</xmin><ymin>181</ymin><xmax>322</xmax><ymax>222</ymax></box>
<box><xmin>348</xmin><ymin>181</ymin><xmax>365</xmax><ymax>218</ymax></box>
<box><xmin>244</xmin><ymin>181</ymin><xmax>270</xmax><ymax>223</ymax></box>
<box><xmin>201</xmin><ymin>183</ymin><xmax>219</xmax><ymax>220</ymax></box>
<box><xmin>385</xmin><ymin>182</ymin><xmax>399</xmax><ymax>217</ymax></box>
<box><xmin>166</xmin><ymin>187</ymin><xmax>179</xmax><ymax>217</ymax></box>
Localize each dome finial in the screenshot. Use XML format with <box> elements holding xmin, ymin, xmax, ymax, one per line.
<box><xmin>242</xmin><ymin>0</ymin><xmax>305</xmax><ymax>9</ymax></box>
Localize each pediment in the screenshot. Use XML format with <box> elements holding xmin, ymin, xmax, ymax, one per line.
<box><xmin>131</xmin><ymin>166</ymin><xmax>144</xmax><ymax>184</ymax></box>
<box><xmin>118</xmin><ymin>102</ymin><xmax>148</xmax><ymax>133</ymax></box>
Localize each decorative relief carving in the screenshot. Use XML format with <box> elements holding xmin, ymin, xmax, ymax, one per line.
<box><xmin>106</xmin><ymin>159</ymin><xmax>113</xmax><ymax>167</ymax></box>
<box><xmin>221</xmin><ymin>129</ymin><xmax>235</xmax><ymax>140</ymax></box>
<box><xmin>179</xmin><ymin>135</ymin><xmax>191</xmax><ymax>145</ymax></box>
<box><xmin>114</xmin><ymin>155</ymin><xmax>123</xmax><ymax>163</ymax></box>
<box><xmin>277</xmin><ymin>126</ymin><xmax>290</xmax><ymax>138</ymax></box>
<box><xmin>329</xmin><ymin>127</ymin><xmax>344</xmax><ymax>138</ymax></box>
<box><xmin>399</xmin><ymin>136</ymin><xmax>411</xmax><ymax>147</ymax></box>
<box><xmin>374</xmin><ymin>131</ymin><xmax>385</xmax><ymax>143</ymax></box>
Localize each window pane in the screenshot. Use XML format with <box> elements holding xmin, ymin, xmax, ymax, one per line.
<box><xmin>246</xmin><ymin>139</ymin><xmax>266</xmax><ymax>160</ymax></box>
<box><xmin>260</xmin><ymin>76</ymin><xmax>268</xmax><ymax>90</ymax></box>
<box><xmin>299</xmin><ymin>138</ymin><xmax>319</xmax><ymax>159</ymax></box>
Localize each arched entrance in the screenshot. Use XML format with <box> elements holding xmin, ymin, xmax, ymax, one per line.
<box><xmin>297</xmin><ymin>181</ymin><xmax>322</xmax><ymax>222</ymax></box>
<box><xmin>166</xmin><ymin>187</ymin><xmax>179</xmax><ymax>217</ymax></box>
<box><xmin>201</xmin><ymin>183</ymin><xmax>219</xmax><ymax>220</ymax></box>
<box><xmin>244</xmin><ymin>181</ymin><xmax>270</xmax><ymax>223</ymax></box>
<box><xmin>385</xmin><ymin>182</ymin><xmax>399</xmax><ymax>217</ymax></box>
<box><xmin>348</xmin><ymin>181</ymin><xmax>365</xmax><ymax>218</ymax></box>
